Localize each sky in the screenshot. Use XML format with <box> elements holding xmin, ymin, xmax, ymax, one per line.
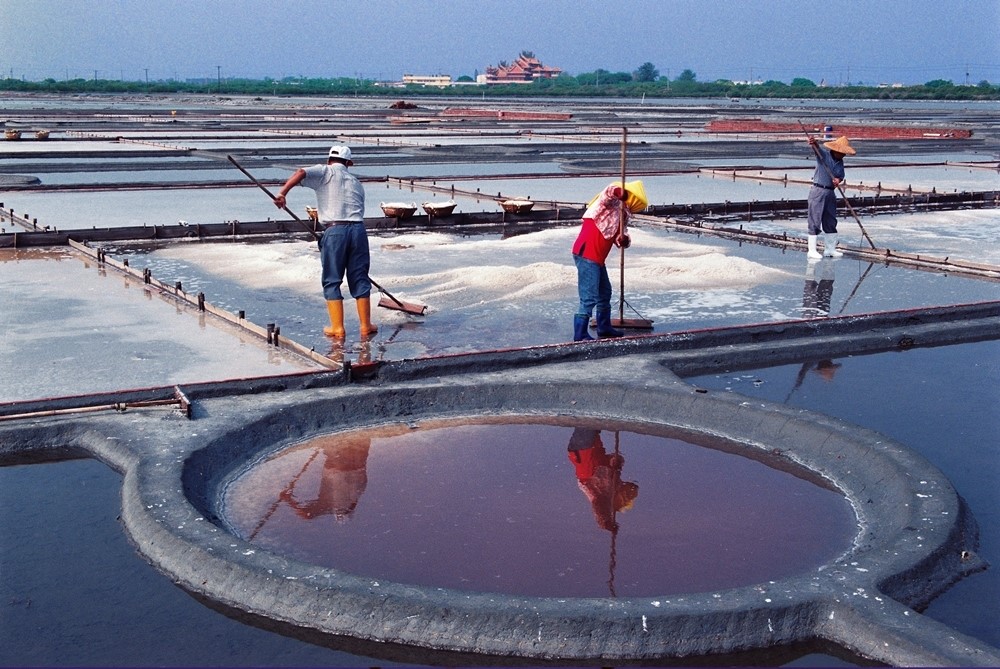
<box><xmin>0</xmin><ymin>0</ymin><xmax>998</xmax><ymax>86</ymax></box>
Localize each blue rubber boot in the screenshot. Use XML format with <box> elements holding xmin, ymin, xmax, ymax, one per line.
<box><xmin>595</xmin><ymin>308</ymin><xmax>624</xmax><ymax>338</ymax></box>
<box><xmin>573</xmin><ymin>314</ymin><xmax>594</xmax><ymax>341</ymax></box>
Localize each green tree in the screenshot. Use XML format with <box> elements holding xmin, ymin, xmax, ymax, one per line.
<box><xmin>634</xmin><ymin>62</ymin><xmax>659</xmax><ymax>82</ymax></box>
<box><xmin>791</xmin><ymin>77</ymin><xmax>816</xmax><ymax>87</ymax></box>
<box><xmin>677</xmin><ymin>69</ymin><xmax>697</xmax><ymax>82</ymax></box>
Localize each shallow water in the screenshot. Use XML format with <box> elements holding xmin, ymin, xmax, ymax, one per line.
<box><xmin>685</xmin><ymin>339</ymin><xmax>1000</xmax><ymax>648</ymax></box>
<box><xmin>0</xmin><ymin>248</ymin><xmax>315</xmax><ymax>402</ymax></box>
<box><xmin>0</xmin><ymin>458</ymin><xmax>374</xmax><ymax>668</ymax></box>
<box><xmin>222</xmin><ymin>419</ymin><xmax>856</xmax><ymax>598</ymax></box>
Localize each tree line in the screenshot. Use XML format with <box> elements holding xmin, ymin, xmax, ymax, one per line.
<box><xmin>1</xmin><ymin>63</ymin><xmax>996</xmax><ymax>101</ymax></box>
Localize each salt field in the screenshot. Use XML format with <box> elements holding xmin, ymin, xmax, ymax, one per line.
<box><xmin>1</xmin><ymin>92</ymin><xmax>999</xmax><ymax>667</ymax></box>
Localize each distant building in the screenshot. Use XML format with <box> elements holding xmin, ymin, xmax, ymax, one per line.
<box><xmin>479</xmin><ymin>53</ymin><xmax>562</xmax><ymax>85</ymax></box>
<box><xmin>402</xmin><ymin>74</ymin><xmax>453</xmax><ymax>88</ymax></box>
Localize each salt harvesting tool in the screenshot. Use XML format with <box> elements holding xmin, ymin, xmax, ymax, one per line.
<box><xmin>798</xmin><ymin>121</ymin><xmax>877</xmax><ymax>250</ymax></box>
<box><xmin>613</xmin><ymin>127</ymin><xmax>654</xmax><ymax>330</ymax></box>
<box><xmin>226</xmin><ymin>155</ymin><xmax>428</xmax><ymax>316</ymax></box>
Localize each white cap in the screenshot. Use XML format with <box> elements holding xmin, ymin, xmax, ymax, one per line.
<box><xmin>328</xmin><ymin>145</ymin><xmax>353</xmax><ymax>165</ymax></box>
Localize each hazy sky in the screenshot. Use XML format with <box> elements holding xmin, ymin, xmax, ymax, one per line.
<box><xmin>1</xmin><ymin>0</ymin><xmax>997</xmax><ymax>86</ymax></box>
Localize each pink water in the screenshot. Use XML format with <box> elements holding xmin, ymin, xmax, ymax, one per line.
<box><xmin>222</xmin><ymin>418</ymin><xmax>856</xmax><ymax>598</ymax></box>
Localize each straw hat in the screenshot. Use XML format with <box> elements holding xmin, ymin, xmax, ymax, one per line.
<box><xmin>823</xmin><ymin>136</ymin><xmax>856</xmax><ymax>156</ymax></box>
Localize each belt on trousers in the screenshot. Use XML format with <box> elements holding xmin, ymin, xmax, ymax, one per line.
<box><xmin>812</xmin><ymin>182</ymin><xmax>834</xmax><ymax>190</ymax></box>
<box><xmin>323</xmin><ymin>221</ymin><xmax>362</xmax><ymax>227</ymax></box>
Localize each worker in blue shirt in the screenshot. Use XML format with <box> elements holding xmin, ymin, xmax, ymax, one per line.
<box><xmin>807</xmin><ymin>135</ymin><xmax>855</xmax><ymax>260</ymax></box>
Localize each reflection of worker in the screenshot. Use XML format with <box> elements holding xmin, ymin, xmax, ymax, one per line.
<box><xmin>802</xmin><ymin>259</ymin><xmax>835</xmax><ymax>318</ymax></box>
<box><xmin>796</xmin><ymin>260</ymin><xmax>842</xmax><ymax>381</ymax></box>
<box><xmin>566</xmin><ymin>427</ymin><xmax>639</xmax><ymax>532</ymax></box>
<box><xmin>806</xmin><ymin>135</ymin><xmax>855</xmax><ymax>260</ymax></box>
<box><xmin>812</xmin><ymin>359</ymin><xmax>842</xmax><ymax>381</ymax></box>
<box><xmin>280</xmin><ymin>435</ymin><xmax>372</xmax><ymax>521</ymax></box>
<box><xmin>571</xmin><ymin>181</ymin><xmax>648</xmax><ymax>341</ymax></box>
<box><xmin>273</xmin><ymin>145</ymin><xmax>378</xmax><ymax>340</ymax></box>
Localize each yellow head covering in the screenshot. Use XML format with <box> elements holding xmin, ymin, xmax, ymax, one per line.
<box><xmin>622</xmin><ymin>180</ymin><xmax>648</xmax><ymax>213</ymax></box>
<box><xmin>587</xmin><ymin>180</ymin><xmax>648</xmax><ymax>213</ymax></box>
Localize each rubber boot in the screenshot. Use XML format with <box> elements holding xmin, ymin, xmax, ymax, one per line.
<box><xmin>807</xmin><ymin>235</ymin><xmax>822</xmax><ymax>260</ymax></box>
<box><xmin>324</xmin><ymin>299</ymin><xmax>345</xmax><ymax>338</ymax></box>
<box><xmin>357</xmin><ymin>296</ymin><xmax>378</xmax><ymax>337</ymax></box>
<box><xmin>573</xmin><ymin>313</ymin><xmax>594</xmax><ymax>341</ymax></box>
<box><xmin>823</xmin><ymin>233</ymin><xmax>844</xmax><ymax>258</ymax></box>
<box><xmin>595</xmin><ymin>308</ymin><xmax>624</xmax><ymax>338</ymax></box>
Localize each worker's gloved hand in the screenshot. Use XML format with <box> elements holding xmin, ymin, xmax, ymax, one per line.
<box><xmin>619</xmin><ymin>234</ymin><xmax>631</xmax><ymax>249</ymax></box>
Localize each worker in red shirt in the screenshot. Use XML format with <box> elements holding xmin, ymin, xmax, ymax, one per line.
<box><xmin>571</xmin><ymin>181</ymin><xmax>648</xmax><ymax>341</ymax></box>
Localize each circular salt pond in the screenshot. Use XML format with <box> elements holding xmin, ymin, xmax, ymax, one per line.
<box><xmin>221</xmin><ymin>419</ymin><xmax>857</xmax><ymax>598</ymax></box>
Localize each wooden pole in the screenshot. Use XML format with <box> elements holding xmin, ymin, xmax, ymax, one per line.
<box><xmin>611</xmin><ymin>129</ymin><xmax>653</xmax><ymax>330</ymax></box>
<box><xmin>618</xmin><ymin>127</ymin><xmax>627</xmax><ymax>322</ymax></box>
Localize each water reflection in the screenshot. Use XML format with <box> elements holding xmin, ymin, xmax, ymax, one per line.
<box><xmin>567</xmin><ymin>427</ymin><xmax>640</xmax><ymax>597</ymax></box>
<box><xmin>223</xmin><ymin>420</ymin><xmax>856</xmax><ymax>598</ymax></box>
<box><xmin>793</xmin><ymin>260</ymin><xmax>844</xmax><ymax>393</ymax></box>
<box><xmin>567</xmin><ymin>428</ymin><xmax>639</xmax><ymax>533</ymax></box>
<box><xmin>324</xmin><ymin>326</ymin><xmax>396</xmax><ymax>368</ymax></box>
<box><xmin>802</xmin><ymin>258</ymin><xmax>836</xmax><ymax>318</ymax></box>
<box><xmin>275</xmin><ymin>434</ymin><xmax>371</xmax><ymax>522</ymax></box>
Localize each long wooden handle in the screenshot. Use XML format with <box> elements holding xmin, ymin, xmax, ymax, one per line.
<box><xmin>618</xmin><ymin>127</ymin><xmax>627</xmax><ymax>321</ymax></box>
<box><xmin>226</xmin><ymin>154</ymin><xmax>321</xmax><ymax>240</ymax></box>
